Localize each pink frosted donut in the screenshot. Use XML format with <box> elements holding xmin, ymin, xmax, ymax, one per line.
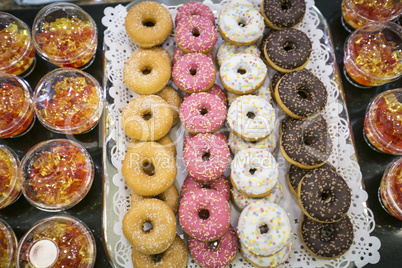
<box><xmin>183</xmin><ymin>131</ymin><xmax>227</xmax><ymax>151</ymax></box>
<box><xmin>175</xmin><ymin>15</ymin><xmax>218</xmax><ymax>54</ymax></box>
<box><xmin>181</xmin><ymin>174</ymin><xmax>231</xmax><ymax>201</ymax></box>
<box><xmin>173</xmin><ymin>53</ymin><xmax>216</xmax><ymax>93</ymax></box>
<box><xmin>184</xmin><ymin>133</ymin><xmax>230</xmax><ymax>181</ymax></box>
<box><xmin>173</xmin><ymin>47</ymin><xmax>214</xmax><ymax>66</ymax></box>
<box><xmin>185</xmin><ymin>84</ymin><xmax>227</xmax><ymax>106</ymax></box>
<box><xmin>180</xmin><ymin>92</ymin><xmax>226</xmax><ymax>134</ymax></box>
<box><xmin>175</xmin><ymin>1</ymin><xmax>215</xmax><ymax>26</ymax></box>
<box><xmin>179</xmin><ymin>189</ymin><xmax>230</xmax><ymax>241</ymax></box>
<box><xmin>188</xmin><ymin>225</ymin><xmax>238</xmax><ymax>268</ymax></box>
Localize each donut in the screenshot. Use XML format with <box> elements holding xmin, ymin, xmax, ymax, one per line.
<box><xmin>275</xmin><ymin>69</ymin><xmax>327</xmax><ymax>119</ymax></box>
<box><xmin>179</xmin><ymin>189</ymin><xmax>231</xmax><ymax>241</ymax></box>
<box><xmin>175</xmin><ymin>15</ymin><xmax>217</xmax><ymax>54</ymax></box>
<box><xmin>122</xmin><ymin>142</ymin><xmax>176</xmax><ymax>196</ymax></box>
<box><xmin>185</xmin><ymin>84</ymin><xmax>227</xmax><ymax>106</ymax></box>
<box><xmin>129</xmin><ymin>135</ymin><xmax>177</xmax><ymax>157</ymax></box>
<box><xmin>269</xmin><ymin>71</ymin><xmax>285</xmax><ymax>101</ymax></box>
<box><xmin>298</xmin><ymin>164</ymin><xmax>351</xmax><ymax>223</ymax></box>
<box><xmin>261</xmin><ymin>0</ymin><xmax>306</xmax><ymax>30</ymax></box>
<box><xmin>156</xmin><ymin>85</ymin><xmax>183</xmax><ymax>126</ymax></box>
<box><xmin>184</xmin><ymin>133</ymin><xmax>230</xmax><ymax>181</ymax></box>
<box><xmin>231</xmin><ymin>148</ymin><xmax>279</xmax><ymax>197</ymax></box>
<box><xmin>238</xmin><ymin>201</ymin><xmax>292</xmax><ymax>256</ymax></box>
<box><xmin>183</xmin><ymin>131</ymin><xmax>228</xmax><ymax>151</ymax></box>
<box><xmin>122</xmin><ymin>199</ymin><xmax>176</xmax><ymax>255</ymax></box>
<box><xmin>175</xmin><ymin>1</ymin><xmax>215</xmax><ymax>25</ymax></box>
<box><xmin>216</xmin><ymin>42</ymin><xmax>261</xmax><ymax>66</ymax></box>
<box><xmin>240</xmin><ymin>238</ymin><xmax>292</xmax><ymax>268</ymax></box>
<box><xmin>131</xmin><ymin>235</ymin><xmax>188</xmax><ymax>268</ymax></box>
<box><xmin>181</xmin><ymin>174</ymin><xmax>231</xmax><ymax>201</ymax></box>
<box><xmin>300</xmin><ymin>215</ymin><xmax>354</xmax><ymax>259</ymax></box>
<box><xmin>220</xmin><ymin>54</ymin><xmax>267</xmax><ymax>95</ymax></box>
<box><xmin>180</xmin><ymin>92</ymin><xmax>226</xmax><ymax>134</ymax></box>
<box><xmin>263</xmin><ymin>28</ymin><xmax>312</xmax><ymax>73</ymax></box>
<box><xmin>219</xmin><ymin>4</ymin><xmax>264</xmax><ymax>46</ymax></box>
<box><xmin>130</xmin><ymin>184</ymin><xmax>179</xmax><ymax>214</ymax></box>
<box><xmin>125</xmin><ymin>1</ymin><xmax>173</xmax><ymax>48</ymax></box>
<box><xmin>172</xmin><ymin>53</ymin><xmax>216</xmax><ymax>93</ymax></box>
<box><xmin>173</xmin><ymin>47</ymin><xmax>213</xmax><ymax>66</ymax></box>
<box><xmin>228</xmin><ymin>131</ymin><xmax>277</xmax><ymax>155</ymax></box>
<box><xmin>188</xmin><ymin>225</ymin><xmax>238</xmax><ymax>268</ymax></box>
<box><xmin>280</xmin><ymin>115</ymin><xmax>332</xmax><ymax>169</ymax></box>
<box><xmin>121</xmin><ymin>95</ymin><xmax>173</xmax><ymax>141</ymax></box>
<box><xmin>231</xmin><ymin>183</ymin><xmax>283</xmax><ymax>211</ymax></box>
<box><xmin>123</xmin><ymin>49</ymin><xmax>171</xmax><ymax>95</ymax></box>
<box><xmin>227</xmin><ymin>85</ymin><xmax>272</xmax><ymax>106</ymax></box>
<box><xmin>227</xmin><ymin>95</ymin><xmax>275</xmax><ymax>141</ymax></box>
<box><xmin>136</xmin><ymin>47</ymin><xmax>172</xmax><ymax>66</ymax></box>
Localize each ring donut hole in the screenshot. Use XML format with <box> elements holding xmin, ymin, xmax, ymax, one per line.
<box><xmin>201</xmin><ymin>184</ymin><xmax>212</xmax><ymax>190</ymax></box>
<box><xmin>202</xmin><ymin>152</ymin><xmax>211</xmax><ymax>161</ymax></box>
<box><xmin>320</xmin><ymin>225</ymin><xmax>334</xmax><ymax>239</ymax></box>
<box><xmin>189</xmin><ymin>68</ymin><xmax>197</xmax><ymax>76</ymax></box>
<box><xmin>198</xmin><ymin>209</ymin><xmax>210</xmax><ymax>220</ymax></box>
<box><xmin>208</xmin><ymin>240</ymin><xmax>219</xmax><ymax>250</ymax></box>
<box><xmin>200</xmin><ymin>107</ymin><xmax>208</xmax><ymax>115</ymax></box>
<box><xmin>280</xmin><ymin>0</ymin><xmax>291</xmax><ymax>10</ymax></box>
<box><xmin>283</xmin><ymin>41</ymin><xmax>296</xmax><ymax>52</ymax></box>
<box><xmin>246</xmin><ymin>111</ymin><xmax>256</xmax><ymax>119</ymax></box>
<box><xmin>141</xmin><ymin>66</ymin><xmax>152</xmax><ymax>75</ymax></box>
<box><xmin>141</xmin><ymin>159</ymin><xmax>155</xmax><ymax>176</ymax></box>
<box><xmin>297</xmin><ymin>87</ymin><xmax>310</xmax><ymax>99</ymax></box>
<box><xmin>320</xmin><ymin>189</ymin><xmax>333</xmax><ymax>204</ymax></box>
<box><xmin>152</xmin><ymin>253</ymin><xmax>164</xmax><ymax>263</ymax></box>
<box><xmin>238</xmin><ymin>19</ymin><xmax>247</xmax><ymax>27</ymax></box>
<box><xmin>258</xmin><ymin>224</ymin><xmax>269</xmax><ymax>235</ymax></box>
<box><xmin>237</xmin><ymin>67</ymin><xmax>247</xmax><ymax>75</ymax></box>
<box><xmin>142</xmin><ymin>18</ymin><xmax>156</xmax><ymax>27</ymax></box>
<box><xmin>142</xmin><ymin>220</ymin><xmax>154</xmax><ymax>233</ymax></box>
<box><xmin>142</xmin><ymin>110</ymin><xmax>153</xmax><ymax>120</ymax></box>
<box><xmin>249</xmin><ymin>168</ymin><xmax>257</xmax><ymax>175</ymax></box>
<box><xmin>192</xmin><ymin>28</ymin><xmax>201</xmax><ymax>37</ymax></box>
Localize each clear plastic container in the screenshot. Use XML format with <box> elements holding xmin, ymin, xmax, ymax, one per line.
<box><xmin>379</xmin><ymin>157</ymin><xmax>402</xmax><ymax>221</ymax></box>
<box><xmin>19</xmin><ymin>139</ymin><xmax>94</xmax><ymax>212</ymax></box>
<box><xmin>0</xmin><ymin>218</ymin><xmax>18</xmax><ymax>267</ymax></box>
<box><xmin>32</xmin><ymin>2</ymin><xmax>98</xmax><ymax>69</ymax></box>
<box><xmin>0</xmin><ymin>73</ymin><xmax>35</xmax><ymax>138</ymax></box>
<box><xmin>17</xmin><ymin>215</ymin><xmax>96</xmax><ymax>267</ymax></box>
<box><xmin>0</xmin><ymin>12</ymin><xmax>36</xmax><ymax>77</ymax></box>
<box><xmin>33</xmin><ymin>68</ymin><xmax>103</xmax><ymax>135</ymax></box>
<box><xmin>364</xmin><ymin>88</ymin><xmax>402</xmax><ymax>155</ymax></box>
<box><xmin>0</xmin><ymin>145</ymin><xmax>21</xmax><ymax>209</ymax></box>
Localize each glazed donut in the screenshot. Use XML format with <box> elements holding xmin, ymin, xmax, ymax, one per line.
<box><xmin>227</xmin><ymin>95</ymin><xmax>275</xmax><ymax>141</ymax></box>
<box><xmin>185</xmin><ymin>84</ymin><xmax>227</xmax><ymax>106</ymax></box>
<box><xmin>179</xmin><ymin>189</ymin><xmax>230</xmax><ymax>241</ymax></box>
<box><xmin>263</xmin><ymin>28</ymin><xmax>312</xmax><ymax>73</ymax></box>
<box><xmin>219</xmin><ymin>4</ymin><xmax>264</xmax><ymax>46</ymax></box>
<box><xmin>227</xmin><ymin>85</ymin><xmax>272</xmax><ymax>106</ymax></box>
<box><xmin>184</xmin><ymin>133</ymin><xmax>230</xmax><ymax>181</ymax></box>
<box><xmin>172</xmin><ymin>53</ymin><xmax>216</xmax><ymax>93</ymax></box>
<box><xmin>175</xmin><ymin>15</ymin><xmax>217</xmax><ymax>54</ymax></box>
<box><xmin>231</xmin><ymin>183</ymin><xmax>283</xmax><ymax>211</ymax></box>
<box><xmin>280</xmin><ymin>115</ymin><xmax>332</xmax><ymax>169</ymax></box>
<box><xmin>181</xmin><ymin>174</ymin><xmax>231</xmax><ymax>201</ymax></box>
<box><xmin>122</xmin><ymin>199</ymin><xmax>176</xmax><ymax>255</ymax></box>
<box><xmin>125</xmin><ymin>1</ymin><xmax>173</xmax><ymax>48</ymax></box>
<box><xmin>275</xmin><ymin>69</ymin><xmax>327</xmax><ymax>119</ymax></box>
<box><xmin>156</xmin><ymin>85</ymin><xmax>182</xmax><ymax>126</ymax></box>
<box><xmin>136</xmin><ymin>47</ymin><xmax>172</xmax><ymax>66</ymax></box>
<box><xmin>231</xmin><ymin>148</ymin><xmax>279</xmax><ymax>197</ymax></box>
<box><xmin>188</xmin><ymin>225</ymin><xmax>238</xmax><ymax>268</ymax></box>
<box><xmin>238</xmin><ymin>201</ymin><xmax>292</xmax><ymax>256</ymax></box>
<box><xmin>129</xmin><ymin>135</ymin><xmax>177</xmax><ymax>157</ymax></box>
<box><xmin>220</xmin><ymin>54</ymin><xmax>267</xmax><ymax>95</ymax></box>
<box><xmin>269</xmin><ymin>71</ymin><xmax>285</xmax><ymax>101</ymax></box>
<box><xmin>228</xmin><ymin>131</ymin><xmax>277</xmax><ymax>155</ymax></box>
<box><xmin>216</xmin><ymin>42</ymin><xmax>261</xmax><ymax>66</ymax></box>
<box><xmin>130</xmin><ymin>184</ymin><xmax>179</xmax><ymax>214</ymax></box>
<box><xmin>298</xmin><ymin>164</ymin><xmax>351</xmax><ymax>223</ymax></box>
<box><xmin>261</xmin><ymin>0</ymin><xmax>306</xmax><ymax>30</ymax></box>
<box><xmin>131</xmin><ymin>235</ymin><xmax>188</xmax><ymax>268</ymax></box>
<box><xmin>123</xmin><ymin>49</ymin><xmax>171</xmax><ymax>95</ymax></box>
<box><xmin>173</xmin><ymin>47</ymin><xmax>213</xmax><ymax>66</ymax></box>
<box><xmin>121</xmin><ymin>95</ymin><xmax>173</xmax><ymax>141</ymax></box>
<box><xmin>300</xmin><ymin>215</ymin><xmax>354</xmax><ymax>259</ymax></box>
<box><xmin>180</xmin><ymin>92</ymin><xmax>226</xmax><ymax>134</ymax></box>
<box><xmin>122</xmin><ymin>142</ymin><xmax>176</xmax><ymax>196</ymax></box>
<box><xmin>175</xmin><ymin>1</ymin><xmax>215</xmax><ymax>25</ymax></box>
<box><xmin>183</xmin><ymin>131</ymin><xmax>227</xmax><ymax>151</ymax></box>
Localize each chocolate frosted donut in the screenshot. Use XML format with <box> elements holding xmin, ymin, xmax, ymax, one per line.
<box><xmin>263</xmin><ymin>28</ymin><xmax>312</xmax><ymax>73</ymax></box>
<box><xmin>280</xmin><ymin>115</ymin><xmax>332</xmax><ymax>169</ymax></box>
<box><xmin>275</xmin><ymin>69</ymin><xmax>327</xmax><ymax>119</ymax></box>
<box><xmin>261</xmin><ymin>0</ymin><xmax>306</xmax><ymax>30</ymax></box>
<box><xmin>300</xmin><ymin>215</ymin><xmax>354</xmax><ymax>259</ymax></box>
<box><xmin>298</xmin><ymin>164</ymin><xmax>351</xmax><ymax>223</ymax></box>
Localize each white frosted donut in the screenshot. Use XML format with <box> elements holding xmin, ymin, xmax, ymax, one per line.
<box><xmin>220</xmin><ymin>54</ymin><xmax>267</xmax><ymax>95</ymax></box>
<box><xmin>217</xmin><ymin>42</ymin><xmax>261</xmax><ymax>66</ymax></box>
<box><xmin>231</xmin><ymin>183</ymin><xmax>283</xmax><ymax>211</ymax></box>
<box><xmin>241</xmin><ymin>238</ymin><xmax>292</xmax><ymax>267</ymax></box>
<box><xmin>228</xmin><ymin>130</ymin><xmax>276</xmax><ymax>155</ymax></box>
<box><xmin>230</xmin><ymin>148</ymin><xmax>279</xmax><ymax>197</ymax></box>
<box><xmin>227</xmin><ymin>85</ymin><xmax>272</xmax><ymax>106</ymax></box>
<box><xmin>227</xmin><ymin>95</ymin><xmax>275</xmax><ymax>141</ymax></box>
<box><xmin>238</xmin><ymin>201</ymin><xmax>292</xmax><ymax>256</ymax></box>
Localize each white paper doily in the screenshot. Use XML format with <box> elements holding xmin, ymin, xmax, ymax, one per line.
<box><xmin>102</xmin><ymin>1</ymin><xmax>381</xmax><ymax>267</ymax></box>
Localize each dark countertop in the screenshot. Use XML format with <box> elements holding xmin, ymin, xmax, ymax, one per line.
<box><xmin>1</xmin><ymin>1</ymin><xmax>402</xmax><ymax>267</ymax></box>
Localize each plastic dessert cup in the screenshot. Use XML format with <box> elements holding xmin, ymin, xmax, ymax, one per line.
<box><xmin>379</xmin><ymin>157</ymin><xmax>402</xmax><ymax>221</ymax></box>
<box><xmin>0</xmin><ymin>145</ymin><xmax>21</xmax><ymax>210</ymax></box>
<box><xmin>0</xmin><ymin>218</ymin><xmax>17</xmax><ymax>267</ymax></box>
<box><xmin>19</xmin><ymin>139</ymin><xmax>94</xmax><ymax>212</ymax></box>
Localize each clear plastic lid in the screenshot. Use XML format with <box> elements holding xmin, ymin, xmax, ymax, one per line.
<box><xmin>0</xmin><ymin>145</ymin><xmax>21</xmax><ymax>209</ymax></box>
<box><xmin>33</xmin><ymin>68</ymin><xmax>103</xmax><ymax>135</ymax></box>
<box><xmin>19</xmin><ymin>139</ymin><xmax>94</xmax><ymax>212</ymax></box>
<box><xmin>0</xmin><ymin>218</ymin><xmax>18</xmax><ymax>267</ymax></box>
<box><xmin>380</xmin><ymin>157</ymin><xmax>402</xmax><ymax>221</ymax></box>
<box><xmin>17</xmin><ymin>215</ymin><xmax>96</xmax><ymax>267</ymax></box>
